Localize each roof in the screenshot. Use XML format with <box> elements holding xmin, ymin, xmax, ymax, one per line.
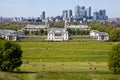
<box><xmin>90</xmin><ymin>30</ymin><xmax>100</xmax><ymax>33</ymax></box>
<box><xmin>48</xmin><ymin>28</ymin><xmax>68</xmax><ymax>34</ymax></box>
<box><xmin>90</xmin><ymin>30</ymin><xmax>109</xmax><ymax>36</ymax></box>
<box><xmin>25</xmin><ymin>24</ymin><xmax>47</xmax><ymax>29</ymax></box>
<box><xmin>98</xmin><ymin>32</ymin><xmax>109</xmax><ymax>36</ymax></box>
<box><xmin>0</xmin><ymin>30</ymin><xmax>16</xmax><ymax>34</ymax></box>
<box><xmin>67</xmin><ymin>25</ymin><xmax>89</xmax><ymax>29</ymax></box>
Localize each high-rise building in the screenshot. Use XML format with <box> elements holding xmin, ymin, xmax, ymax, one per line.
<box><xmin>68</xmin><ymin>9</ymin><xmax>72</xmax><ymax>18</ymax></box>
<box><xmin>79</xmin><ymin>6</ymin><xmax>86</xmax><ymax>18</ymax></box>
<box><xmin>98</xmin><ymin>10</ymin><xmax>108</xmax><ymax>20</ymax></box>
<box><xmin>99</xmin><ymin>10</ymin><xmax>106</xmax><ymax>16</ymax></box>
<box><xmin>62</xmin><ymin>10</ymin><xmax>68</xmax><ymax>19</ymax></box>
<box><xmin>93</xmin><ymin>12</ymin><xmax>99</xmax><ymax>21</ymax></box>
<box><xmin>86</xmin><ymin>7</ymin><xmax>91</xmax><ymax>18</ymax></box>
<box><xmin>75</xmin><ymin>5</ymin><xmax>80</xmax><ymax>18</ymax></box>
<box><xmin>41</xmin><ymin>11</ymin><xmax>45</xmax><ymax>20</ymax></box>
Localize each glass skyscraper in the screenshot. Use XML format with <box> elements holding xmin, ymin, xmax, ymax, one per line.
<box><xmin>86</xmin><ymin>7</ymin><xmax>91</xmax><ymax>18</ymax></box>
<box><xmin>75</xmin><ymin>5</ymin><xmax>80</xmax><ymax>18</ymax></box>
<box><xmin>41</xmin><ymin>11</ymin><xmax>45</xmax><ymax>20</ymax></box>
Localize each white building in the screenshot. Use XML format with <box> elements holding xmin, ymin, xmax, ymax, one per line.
<box><xmin>97</xmin><ymin>32</ymin><xmax>109</xmax><ymax>41</ymax></box>
<box><xmin>2</xmin><ymin>34</ymin><xmax>18</xmax><ymax>41</ymax></box>
<box><xmin>65</xmin><ymin>21</ymin><xmax>90</xmax><ymax>30</ymax></box>
<box><xmin>0</xmin><ymin>30</ymin><xmax>24</xmax><ymax>41</ymax></box>
<box><xmin>47</xmin><ymin>28</ymin><xmax>68</xmax><ymax>41</ymax></box>
<box><xmin>22</xmin><ymin>22</ymin><xmax>49</xmax><ymax>32</ymax></box>
<box><xmin>90</xmin><ymin>30</ymin><xmax>109</xmax><ymax>41</ymax></box>
<box><xmin>90</xmin><ymin>30</ymin><xmax>99</xmax><ymax>38</ymax></box>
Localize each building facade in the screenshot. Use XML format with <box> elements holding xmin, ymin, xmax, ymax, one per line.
<box><xmin>47</xmin><ymin>28</ymin><xmax>68</xmax><ymax>41</ymax></box>
<box><xmin>23</xmin><ymin>22</ymin><xmax>49</xmax><ymax>32</ymax></box>
<box><xmin>65</xmin><ymin>21</ymin><xmax>90</xmax><ymax>30</ymax></box>
<box><xmin>0</xmin><ymin>30</ymin><xmax>23</xmax><ymax>41</ymax></box>
<box><xmin>90</xmin><ymin>30</ymin><xmax>109</xmax><ymax>41</ymax></box>
<box><xmin>41</xmin><ymin>11</ymin><xmax>45</xmax><ymax>20</ymax></box>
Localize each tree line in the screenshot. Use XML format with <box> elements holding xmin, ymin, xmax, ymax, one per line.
<box><xmin>24</xmin><ymin>29</ymin><xmax>48</xmax><ymax>35</ymax></box>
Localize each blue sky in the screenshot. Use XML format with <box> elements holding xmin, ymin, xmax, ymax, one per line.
<box><xmin>0</xmin><ymin>0</ymin><xmax>120</xmax><ymax>18</ymax></box>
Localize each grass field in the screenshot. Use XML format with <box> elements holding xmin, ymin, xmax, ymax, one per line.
<box><xmin>1</xmin><ymin>37</ymin><xmax>120</xmax><ymax>80</ymax></box>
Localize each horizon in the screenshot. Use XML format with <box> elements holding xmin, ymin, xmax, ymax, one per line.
<box><xmin>0</xmin><ymin>0</ymin><xmax>120</xmax><ymax>18</ymax></box>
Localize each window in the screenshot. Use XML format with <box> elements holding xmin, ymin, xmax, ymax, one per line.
<box><xmin>55</xmin><ymin>33</ymin><xmax>62</xmax><ymax>36</ymax></box>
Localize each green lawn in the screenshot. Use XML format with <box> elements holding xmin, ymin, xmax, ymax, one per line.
<box><xmin>1</xmin><ymin>39</ymin><xmax>120</xmax><ymax>80</ymax></box>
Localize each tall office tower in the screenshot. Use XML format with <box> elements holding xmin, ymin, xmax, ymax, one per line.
<box><xmin>98</xmin><ymin>10</ymin><xmax>107</xmax><ymax>20</ymax></box>
<box><xmin>86</xmin><ymin>7</ymin><xmax>91</xmax><ymax>18</ymax></box>
<box><xmin>93</xmin><ymin>12</ymin><xmax>99</xmax><ymax>21</ymax></box>
<box><xmin>75</xmin><ymin>5</ymin><xmax>80</xmax><ymax>18</ymax></box>
<box><xmin>68</xmin><ymin>9</ymin><xmax>72</xmax><ymax>18</ymax></box>
<box><xmin>41</xmin><ymin>11</ymin><xmax>45</xmax><ymax>20</ymax></box>
<box><xmin>63</xmin><ymin>10</ymin><xmax>68</xmax><ymax>19</ymax></box>
<box><xmin>79</xmin><ymin>6</ymin><xmax>86</xmax><ymax>18</ymax></box>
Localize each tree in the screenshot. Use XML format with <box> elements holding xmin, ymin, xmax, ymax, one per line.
<box><xmin>108</xmin><ymin>43</ymin><xmax>120</xmax><ymax>74</ymax></box>
<box><xmin>0</xmin><ymin>40</ymin><xmax>23</xmax><ymax>72</ymax></box>
<box><xmin>109</xmin><ymin>29</ymin><xmax>120</xmax><ymax>42</ymax></box>
<box><xmin>24</xmin><ymin>30</ymin><xmax>29</xmax><ymax>35</ymax></box>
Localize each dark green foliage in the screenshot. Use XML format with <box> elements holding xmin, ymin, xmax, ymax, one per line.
<box><xmin>0</xmin><ymin>40</ymin><xmax>23</xmax><ymax>72</ymax></box>
<box><xmin>49</xmin><ymin>22</ymin><xmax>64</xmax><ymax>27</ymax></box>
<box><xmin>108</xmin><ymin>43</ymin><xmax>120</xmax><ymax>74</ymax></box>
<box><xmin>31</xmin><ymin>29</ymin><xmax>47</xmax><ymax>35</ymax></box>
<box><xmin>24</xmin><ymin>30</ymin><xmax>29</xmax><ymax>35</ymax></box>
<box><xmin>109</xmin><ymin>29</ymin><xmax>120</xmax><ymax>42</ymax></box>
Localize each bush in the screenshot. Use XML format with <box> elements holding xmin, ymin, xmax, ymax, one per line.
<box><xmin>108</xmin><ymin>43</ymin><xmax>120</xmax><ymax>74</ymax></box>
<box><xmin>0</xmin><ymin>40</ymin><xmax>23</xmax><ymax>72</ymax></box>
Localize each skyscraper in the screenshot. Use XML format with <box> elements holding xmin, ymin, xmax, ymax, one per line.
<box><xmin>86</xmin><ymin>7</ymin><xmax>91</xmax><ymax>18</ymax></box>
<box><xmin>68</xmin><ymin>9</ymin><xmax>72</xmax><ymax>18</ymax></box>
<box><xmin>93</xmin><ymin>12</ymin><xmax>99</xmax><ymax>21</ymax></box>
<box><xmin>62</xmin><ymin>10</ymin><xmax>68</xmax><ymax>19</ymax></box>
<box><xmin>75</xmin><ymin>5</ymin><xmax>80</xmax><ymax>18</ymax></box>
<box><xmin>41</xmin><ymin>11</ymin><xmax>45</xmax><ymax>20</ymax></box>
<box><xmin>79</xmin><ymin>6</ymin><xmax>86</xmax><ymax>18</ymax></box>
<box><xmin>98</xmin><ymin>10</ymin><xmax>108</xmax><ymax>20</ymax></box>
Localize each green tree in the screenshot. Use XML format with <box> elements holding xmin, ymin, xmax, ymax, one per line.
<box><xmin>24</xmin><ymin>30</ymin><xmax>29</xmax><ymax>35</ymax></box>
<box><xmin>109</xmin><ymin>29</ymin><xmax>120</xmax><ymax>42</ymax></box>
<box><xmin>108</xmin><ymin>43</ymin><xmax>120</xmax><ymax>74</ymax></box>
<box><xmin>0</xmin><ymin>40</ymin><xmax>23</xmax><ymax>72</ymax></box>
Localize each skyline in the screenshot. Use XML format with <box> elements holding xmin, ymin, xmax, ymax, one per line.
<box><xmin>0</xmin><ymin>0</ymin><xmax>120</xmax><ymax>18</ymax></box>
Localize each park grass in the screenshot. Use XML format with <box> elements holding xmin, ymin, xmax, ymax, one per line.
<box><xmin>0</xmin><ymin>72</ymin><xmax>20</xmax><ymax>80</ymax></box>
<box><xmin>20</xmin><ymin>41</ymin><xmax>111</xmax><ymax>62</ymax></box>
<box><xmin>16</xmin><ymin>41</ymin><xmax>120</xmax><ymax>80</ymax></box>
<box><xmin>1</xmin><ymin>39</ymin><xmax>120</xmax><ymax>80</ymax></box>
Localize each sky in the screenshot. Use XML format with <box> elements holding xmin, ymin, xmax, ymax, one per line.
<box><xmin>0</xmin><ymin>0</ymin><xmax>120</xmax><ymax>18</ymax></box>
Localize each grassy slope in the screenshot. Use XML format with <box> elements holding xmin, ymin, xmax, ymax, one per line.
<box><xmin>1</xmin><ymin>40</ymin><xmax>120</xmax><ymax>80</ymax></box>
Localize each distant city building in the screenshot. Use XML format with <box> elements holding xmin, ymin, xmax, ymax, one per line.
<box><xmin>75</xmin><ymin>5</ymin><xmax>80</xmax><ymax>18</ymax></box>
<box><xmin>68</xmin><ymin>9</ymin><xmax>73</xmax><ymax>18</ymax></box>
<box><xmin>93</xmin><ymin>12</ymin><xmax>99</xmax><ymax>21</ymax></box>
<box><xmin>0</xmin><ymin>5</ymin><xmax>109</xmax><ymax>23</ymax></box>
<box><xmin>47</xmin><ymin>17</ymin><xmax>55</xmax><ymax>22</ymax></box>
<box><xmin>41</xmin><ymin>11</ymin><xmax>45</xmax><ymax>20</ymax></box>
<box><xmin>93</xmin><ymin>10</ymin><xmax>108</xmax><ymax>21</ymax></box>
<box><xmin>55</xmin><ymin>16</ymin><xmax>63</xmax><ymax>22</ymax></box>
<box><xmin>98</xmin><ymin>10</ymin><xmax>108</xmax><ymax>20</ymax></box>
<box><xmin>79</xmin><ymin>6</ymin><xmax>86</xmax><ymax>18</ymax></box>
<box><xmin>62</xmin><ymin>10</ymin><xmax>68</xmax><ymax>20</ymax></box>
<box><xmin>86</xmin><ymin>7</ymin><xmax>91</xmax><ymax>18</ymax></box>
<box><xmin>74</xmin><ymin>5</ymin><xmax>92</xmax><ymax>22</ymax></box>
